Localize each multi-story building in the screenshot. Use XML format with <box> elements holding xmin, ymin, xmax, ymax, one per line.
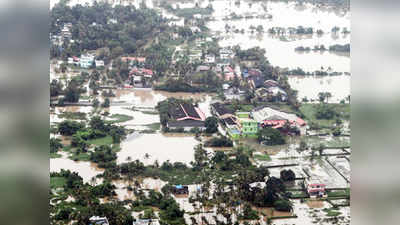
<box><xmin>236</xmin><ymin>112</ymin><xmax>259</xmax><ymax>138</ymax></box>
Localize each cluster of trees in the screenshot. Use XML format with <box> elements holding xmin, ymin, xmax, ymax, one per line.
<box><xmin>161</xmin><ymin>2</ymin><xmax>214</xmax><ymax>19</ymax></box>
<box><xmin>236</xmin><ymin>170</ymin><xmax>293</xmax><ymax>212</ymax></box>
<box><xmin>295</xmin><ymin>43</ymin><xmax>350</xmax><ymax>53</ymax></box>
<box><xmin>57</xmin><ymin>116</ymin><xmax>126</xmax><ymax>153</ymax></box>
<box><xmin>51</xmin><ymin>2</ymin><xmax>168</xmax><ymax>59</ymax></box>
<box><xmin>280</xmin><ymin>169</ymin><xmax>296</xmax><ymax>182</ymax></box>
<box><xmin>50</xmin><ymin>170</ymin><xmax>133</xmax><ymax>224</ymax></box>
<box><xmin>268</xmin><ymin>26</ymin><xmax>320</xmax><ymax>35</ymax></box>
<box><xmin>50</xmin><ymin>137</ymin><xmax>63</xmax><ymax>154</ymax></box>
<box><xmin>90</xmin><ymin>145</ymin><xmax>117</xmax><ymax>168</ymax></box>
<box><xmin>204</xmin><ymin>136</ymin><xmax>233</xmax><ymax>147</ymax></box>
<box><xmin>258</xmin><ymin>127</ymin><xmax>286</xmax><ymax>145</ymax></box>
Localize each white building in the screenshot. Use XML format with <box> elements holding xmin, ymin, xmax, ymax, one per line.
<box><xmin>80</xmin><ymin>54</ymin><xmax>94</xmax><ymax>68</ymax></box>
<box><xmin>95</xmin><ymin>60</ymin><xmax>105</xmax><ymax>68</ymax></box>
<box><xmin>205</xmin><ymin>54</ymin><xmax>215</xmax><ymax>63</ymax></box>
<box><xmin>89</xmin><ymin>216</ymin><xmax>109</xmax><ymax>225</ymax></box>
<box><xmin>219</xmin><ymin>48</ymin><xmax>234</xmax><ymax>59</ymax></box>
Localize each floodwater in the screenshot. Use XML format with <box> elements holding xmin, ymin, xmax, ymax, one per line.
<box><xmin>288</xmin><ymin>74</ymin><xmax>350</xmax><ymax>103</ymax></box>
<box><xmin>117</xmin><ymin>132</ymin><xmax>200</xmax><ymax>165</ymax></box>
<box><xmin>205</xmin><ymin>0</ymin><xmax>350</xmax><ymax>72</ymax></box>
<box><xmin>50</xmin><ymin>152</ymin><xmax>104</xmax><ymax>183</ymax></box>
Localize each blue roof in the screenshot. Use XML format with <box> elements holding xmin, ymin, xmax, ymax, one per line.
<box><xmin>176</xmin><ymin>185</ymin><xmax>183</xmax><ymax>189</ymax></box>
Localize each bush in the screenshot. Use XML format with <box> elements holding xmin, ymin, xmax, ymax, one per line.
<box><xmin>204</xmin><ymin>136</ymin><xmax>233</xmax><ymax>147</ymax></box>
<box><xmin>273</xmin><ymin>200</ymin><xmax>292</xmax><ymax>212</ymax></box>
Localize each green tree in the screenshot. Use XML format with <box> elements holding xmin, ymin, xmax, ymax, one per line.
<box><xmin>50</xmin><ymin>137</ymin><xmax>63</xmax><ymax>153</ymax></box>
<box><xmin>204</xmin><ymin>116</ymin><xmax>218</xmax><ymax>133</ymax></box>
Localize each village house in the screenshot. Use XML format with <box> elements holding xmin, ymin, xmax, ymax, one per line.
<box><xmin>305</xmin><ymin>179</ymin><xmax>327</xmax><ymax>198</ymax></box>
<box><xmin>211</xmin><ymin>102</ymin><xmax>235</xmax><ymax>119</ymax></box>
<box><xmin>79</xmin><ymin>54</ymin><xmax>94</xmax><ymax>68</ymax></box>
<box><xmin>196</xmin><ymin>65</ymin><xmax>210</xmax><ymax>72</ymax></box>
<box><xmin>129</xmin><ymin>67</ymin><xmax>154</xmax><ymax>88</ymax></box>
<box><xmin>205</xmin><ymin>54</ymin><xmax>216</xmax><ymax>64</ymax></box>
<box><xmin>172</xmin><ymin>185</ymin><xmax>189</xmax><ymax>195</ymax></box>
<box><xmin>89</xmin><ymin>216</ymin><xmax>109</xmax><ymax>225</ymax></box>
<box><xmin>216</xmin><ymin>58</ymin><xmax>231</xmax><ymax>68</ymax></box>
<box><xmin>167</xmin><ymin>103</ymin><xmax>206</xmax><ymax>131</ymax></box>
<box><xmin>61</xmin><ymin>24</ymin><xmax>72</xmax><ymax>39</ymax></box>
<box><xmin>121</xmin><ymin>56</ymin><xmax>146</xmax><ymax>66</ymax></box>
<box><xmin>95</xmin><ymin>60</ymin><xmax>105</xmax><ymax>68</ymax></box>
<box><xmin>219</xmin><ymin>48</ymin><xmax>234</xmax><ymax>59</ymax></box>
<box><xmin>133</xmin><ymin>219</ymin><xmax>160</xmax><ymax>225</ymax></box>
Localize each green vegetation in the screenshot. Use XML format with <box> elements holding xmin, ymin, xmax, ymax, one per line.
<box><xmin>327</xmin><ymin>188</ymin><xmax>350</xmax><ymax>198</ymax></box>
<box><xmin>106</xmin><ymin>114</ymin><xmax>133</xmax><ymax>123</ymax></box>
<box><xmin>323</xmin><ymin>208</ymin><xmax>342</xmax><ymax>217</ymax></box>
<box><xmin>50</xmin><ymin>152</ymin><xmax>63</xmax><ymax>158</ymax></box>
<box><xmin>253</xmin><ymin>153</ymin><xmax>271</xmax><ymax>161</ymax></box>
<box><xmin>258</xmin><ymin>127</ymin><xmax>286</xmax><ymax>145</ymax></box>
<box><xmin>58</xmin><ymin>112</ymin><xmax>86</xmax><ymax>120</ymax></box>
<box><xmin>86</xmin><ymin>135</ymin><xmax>113</xmax><ymax>146</ymax></box>
<box><xmin>50</xmin><ymin>177</ymin><xmax>67</xmax><ymax>189</ymax></box>
<box><xmin>204</xmin><ymin>136</ymin><xmax>233</xmax><ymax>147</ymax></box>
<box><xmin>300</xmin><ymin>103</ymin><xmax>350</xmax><ymax>128</ymax></box>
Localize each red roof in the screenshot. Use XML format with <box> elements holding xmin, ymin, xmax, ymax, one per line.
<box><xmin>142</xmin><ymin>69</ymin><xmax>153</xmax><ymax>75</ymax></box>
<box><xmin>296</xmin><ymin>117</ymin><xmax>306</xmax><ymax>126</ymax></box>
<box><xmin>225</xmin><ymin>66</ymin><xmax>234</xmax><ymax>73</ymax></box>
<box><xmin>121</xmin><ymin>57</ymin><xmax>146</xmax><ymax>62</ymax></box>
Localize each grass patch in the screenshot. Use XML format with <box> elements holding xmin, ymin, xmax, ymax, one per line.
<box><xmin>253</xmin><ymin>153</ymin><xmax>271</xmax><ymax>161</ymax></box>
<box><xmin>68</xmin><ymin>152</ymin><xmax>91</xmax><ymax>161</ymax></box>
<box><xmin>323</xmin><ymin>208</ymin><xmax>342</xmax><ymax>217</ymax></box>
<box><xmin>62</xmin><ymin>145</ymin><xmax>73</xmax><ymax>152</ymax></box>
<box><xmin>50</xmin><ymin>177</ymin><xmax>67</xmax><ymax>189</ymax></box>
<box><xmin>327</xmin><ymin>189</ymin><xmax>350</xmax><ymax>198</ymax></box>
<box><xmin>87</xmin><ymin>135</ymin><xmax>113</xmax><ymax>146</ymax></box>
<box><xmin>58</xmin><ymin>112</ymin><xmax>87</xmax><ymax>120</ymax></box>
<box><xmin>141</xmin><ymin>110</ymin><xmax>159</xmax><ymax>115</ymax></box>
<box><xmin>145</xmin><ymin>122</ymin><xmax>161</xmax><ymax>131</ymax></box>
<box><xmin>106</xmin><ymin>114</ymin><xmax>133</xmax><ymax>123</ymax></box>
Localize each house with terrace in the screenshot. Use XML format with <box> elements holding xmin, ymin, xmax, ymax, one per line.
<box><xmin>167</xmin><ymin>102</ymin><xmax>206</xmax><ymax>131</ymax></box>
